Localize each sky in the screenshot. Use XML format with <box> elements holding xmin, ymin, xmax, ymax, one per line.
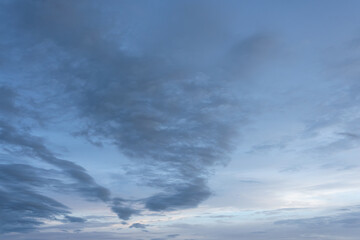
<box><xmin>1</xmin><ymin>0</ymin><xmax>360</xmax><ymax>239</ymax></box>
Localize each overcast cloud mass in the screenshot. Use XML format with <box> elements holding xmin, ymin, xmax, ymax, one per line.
<box><xmin>1</xmin><ymin>0</ymin><xmax>360</xmax><ymax>239</ymax></box>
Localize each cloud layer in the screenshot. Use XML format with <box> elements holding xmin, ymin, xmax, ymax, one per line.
<box><xmin>0</xmin><ymin>0</ymin><xmax>276</xmax><ymax>231</ymax></box>
<box><xmin>3</xmin><ymin>1</ymin><xmax>360</xmax><ymax>239</ymax></box>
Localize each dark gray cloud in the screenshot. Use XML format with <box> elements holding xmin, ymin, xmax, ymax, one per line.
<box><xmin>0</xmin><ymin>188</ymin><xmax>69</xmax><ymax>234</ymax></box>
<box><xmin>0</xmin><ymin>163</ymin><xmax>70</xmax><ymax>233</ymax></box>
<box><xmin>111</xmin><ymin>198</ymin><xmax>140</xmax><ymax>221</ymax></box>
<box><xmin>0</xmin><ymin>120</ymin><xmax>111</xmax><ymax>202</ymax></box>
<box><xmin>129</xmin><ymin>223</ymin><xmax>147</xmax><ymax>229</ymax></box>
<box><xmin>0</xmin><ymin>0</ymin><xmax>275</xmax><ymax>229</ymax></box>
<box><xmin>0</xmin><ymin>163</ymin><xmax>62</xmax><ymax>189</ymax></box>
<box><xmin>0</xmin><ymin>113</ymin><xmax>76</xmax><ymax>232</ymax></box>
<box><xmin>63</xmin><ymin>216</ymin><xmax>86</xmax><ymax>223</ymax></box>
<box><xmin>145</xmin><ymin>178</ymin><xmax>211</xmax><ymax>211</ymax></box>
<box><xmin>0</xmin><ymin>84</ymin><xmax>112</xmax><ymax>232</ymax></box>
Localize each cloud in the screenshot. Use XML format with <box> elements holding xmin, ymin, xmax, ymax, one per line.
<box><xmin>129</xmin><ymin>223</ymin><xmax>147</xmax><ymax>229</ymax></box>
<box><xmin>0</xmin><ymin>84</ymin><xmax>112</xmax><ymax>231</ymax></box>
<box><xmin>0</xmin><ymin>163</ymin><xmax>62</xmax><ymax>188</ymax></box>
<box><xmin>2</xmin><ymin>1</ymin><xmax>360</xmax><ymax>239</ymax></box>
<box><xmin>144</xmin><ymin>178</ymin><xmax>211</xmax><ymax>211</ymax></box>
<box><xmin>0</xmin><ymin>163</ymin><xmax>70</xmax><ymax>233</ymax></box>
<box><xmin>111</xmin><ymin>198</ymin><xmax>140</xmax><ymax>220</ymax></box>
<box><xmin>63</xmin><ymin>216</ymin><xmax>86</xmax><ymax>223</ymax></box>
<box><xmin>0</xmin><ymin>0</ymin><xmax>276</xmax><ymax>226</ymax></box>
<box><xmin>0</xmin><ymin>189</ymin><xmax>69</xmax><ymax>234</ymax></box>
<box><xmin>0</xmin><ymin>120</ymin><xmax>111</xmax><ymax>202</ymax></box>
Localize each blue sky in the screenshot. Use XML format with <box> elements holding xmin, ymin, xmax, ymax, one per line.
<box><xmin>2</xmin><ymin>1</ymin><xmax>360</xmax><ymax>239</ymax></box>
